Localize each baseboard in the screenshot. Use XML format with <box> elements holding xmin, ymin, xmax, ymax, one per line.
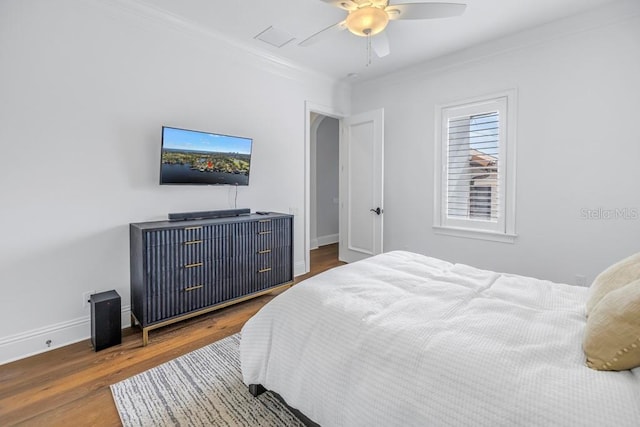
<box><xmin>0</xmin><ymin>259</ymin><xmax>312</xmax><ymax>365</ymax></box>
<box><xmin>0</xmin><ymin>305</ymin><xmax>132</xmax><ymax>365</ymax></box>
<box><xmin>317</xmin><ymin>233</ymin><xmax>339</xmax><ymax>247</ymax></box>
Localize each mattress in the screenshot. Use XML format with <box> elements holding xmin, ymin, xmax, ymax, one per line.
<box><xmin>240</xmin><ymin>251</ymin><xmax>640</xmax><ymax>426</ymax></box>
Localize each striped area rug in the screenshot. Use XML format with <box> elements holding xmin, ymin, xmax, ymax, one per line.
<box><xmin>110</xmin><ymin>334</ymin><xmax>305</xmax><ymax>427</ymax></box>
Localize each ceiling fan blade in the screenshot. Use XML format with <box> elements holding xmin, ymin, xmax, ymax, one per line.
<box><xmin>299</xmin><ymin>20</ymin><xmax>348</xmax><ymax>47</ymax></box>
<box><xmin>371</xmin><ymin>32</ymin><xmax>390</xmax><ymax>58</ymax></box>
<box><xmin>386</xmin><ymin>2</ymin><xmax>467</xmax><ymax>20</ymax></box>
<box><xmin>319</xmin><ymin>0</ymin><xmax>358</xmax><ymax>11</ymax></box>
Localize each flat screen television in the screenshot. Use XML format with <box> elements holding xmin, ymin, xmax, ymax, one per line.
<box><xmin>160</xmin><ymin>126</ymin><xmax>252</xmax><ymax>185</ymax></box>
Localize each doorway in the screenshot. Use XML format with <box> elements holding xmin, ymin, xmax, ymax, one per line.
<box><xmin>304</xmin><ymin>102</ymin><xmax>385</xmax><ymax>273</ymax></box>
<box><xmin>310</xmin><ymin>114</ymin><xmax>340</xmax><ymax>252</ymax></box>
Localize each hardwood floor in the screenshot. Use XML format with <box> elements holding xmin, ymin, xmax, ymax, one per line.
<box><xmin>0</xmin><ymin>244</ymin><xmax>344</xmax><ymax>426</ymax></box>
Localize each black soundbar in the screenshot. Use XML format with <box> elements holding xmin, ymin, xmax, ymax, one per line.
<box><xmin>168</xmin><ymin>208</ymin><xmax>251</xmax><ymax>221</ymax></box>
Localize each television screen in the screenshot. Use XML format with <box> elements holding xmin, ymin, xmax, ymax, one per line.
<box><xmin>160</xmin><ymin>126</ymin><xmax>252</xmax><ymax>185</ymax></box>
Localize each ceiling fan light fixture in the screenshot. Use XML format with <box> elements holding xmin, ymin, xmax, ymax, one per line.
<box><xmin>345</xmin><ymin>6</ymin><xmax>389</xmax><ymax>37</ymax></box>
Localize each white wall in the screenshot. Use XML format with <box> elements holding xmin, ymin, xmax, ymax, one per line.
<box><xmin>351</xmin><ymin>0</ymin><xmax>640</xmax><ymax>285</ymax></box>
<box><xmin>0</xmin><ymin>0</ymin><xmax>349</xmax><ymax>363</ymax></box>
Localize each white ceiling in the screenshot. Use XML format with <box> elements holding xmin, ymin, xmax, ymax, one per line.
<box><xmin>134</xmin><ymin>0</ymin><xmax>620</xmax><ymax>81</ymax></box>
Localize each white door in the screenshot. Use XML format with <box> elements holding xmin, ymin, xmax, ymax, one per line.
<box><xmin>339</xmin><ymin>109</ymin><xmax>384</xmax><ymax>263</ymax></box>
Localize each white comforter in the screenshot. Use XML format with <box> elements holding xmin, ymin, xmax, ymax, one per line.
<box><xmin>240</xmin><ymin>251</ymin><xmax>640</xmax><ymax>426</ymax></box>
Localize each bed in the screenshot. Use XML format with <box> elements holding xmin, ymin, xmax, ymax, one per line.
<box><xmin>240</xmin><ymin>251</ymin><xmax>640</xmax><ymax>426</ymax></box>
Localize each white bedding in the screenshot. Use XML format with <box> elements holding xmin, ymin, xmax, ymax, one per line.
<box><xmin>240</xmin><ymin>251</ymin><xmax>640</xmax><ymax>426</ymax></box>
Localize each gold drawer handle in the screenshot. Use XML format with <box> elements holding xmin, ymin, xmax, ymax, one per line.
<box><xmin>258</xmin><ymin>267</ymin><xmax>272</xmax><ymax>273</ymax></box>
<box><xmin>184</xmin><ymin>240</ymin><xmax>203</xmax><ymax>245</ymax></box>
<box><xmin>258</xmin><ymin>231</ymin><xmax>272</xmax><ymax>235</ymax></box>
<box><xmin>184</xmin><ymin>262</ymin><xmax>203</xmax><ymax>269</ymax></box>
<box><xmin>258</xmin><ymin>219</ymin><xmax>272</xmax><ymax>223</ymax></box>
<box><xmin>184</xmin><ymin>226</ymin><xmax>202</xmax><ymax>231</ymax></box>
<box><xmin>184</xmin><ymin>285</ymin><xmax>203</xmax><ymax>292</ymax></box>
<box><xmin>258</xmin><ymin>249</ymin><xmax>272</xmax><ymax>254</ymax></box>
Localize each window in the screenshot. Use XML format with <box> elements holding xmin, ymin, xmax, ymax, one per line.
<box><xmin>434</xmin><ymin>91</ymin><xmax>516</xmax><ymax>242</ymax></box>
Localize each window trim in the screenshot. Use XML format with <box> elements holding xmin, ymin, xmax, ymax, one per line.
<box><xmin>433</xmin><ymin>90</ymin><xmax>517</xmax><ymax>243</ymax></box>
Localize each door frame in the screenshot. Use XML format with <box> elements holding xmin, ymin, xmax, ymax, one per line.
<box><xmin>304</xmin><ymin>101</ymin><xmax>346</xmax><ymax>274</ymax></box>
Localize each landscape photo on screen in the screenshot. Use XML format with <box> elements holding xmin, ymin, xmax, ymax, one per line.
<box><xmin>161</xmin><ymin>127</ymin><xmax>252</xmax><ymax>185</ymax></box>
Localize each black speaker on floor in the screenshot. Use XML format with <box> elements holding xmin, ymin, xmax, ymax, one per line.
<box><xmin>90</xmin><ymin>290</ymin><xmax>121</xmax><ymax>351</ymax></box>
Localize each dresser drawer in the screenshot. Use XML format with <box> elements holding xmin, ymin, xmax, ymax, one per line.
<box><xmin>255</xmin><ymin>227</ymin><xmax>291</xmax><ymax>250</ymax></box>
<box><xmin>145</xmin><ymin>224</ymin><xmax>232</xmax><ymax>246</ymax></box>
<box><xmin>146</xmin><ymin>263</ymin><xmax>213</xmax><ymax>296</ymax></box>
<box><xmin>254</xmin><ymin>246</ymin><xmax>291</xmax><ymax>269</ymax></box>
<box><xmin>251</xmin><ymin>265</ymin><xmax>292</xmax><ymax>292</ymax></box>
<box><xmin>146</xmin><ymin>283</ymin><xmax>214</xmax><ymax>324</ymax></box>
<box><xmin>256</xmin><ymin>217</ymin><xmax>290</xmax><ymax>230</ymax></box>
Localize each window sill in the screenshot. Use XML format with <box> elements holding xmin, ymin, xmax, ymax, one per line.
<box><xmin>433</xmin><ymin>226</ymin><xmax>517</xmax><ymax>244</ymax></box>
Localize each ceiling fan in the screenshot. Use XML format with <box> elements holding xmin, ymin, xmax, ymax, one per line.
<box><xmin>299</xmin><ymin>1</ymin><xmax>467</xmax><ymax>59</ymax></box>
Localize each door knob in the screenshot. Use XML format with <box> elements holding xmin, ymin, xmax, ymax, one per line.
<box><xmin>370</xmin><ymin>207</ymin><xmax>382</xmax><ymax>215</ymax></box>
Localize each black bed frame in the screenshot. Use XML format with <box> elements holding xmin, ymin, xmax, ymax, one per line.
<box><xmin>249</xmin><ymin>384</ymin><xmax>320</xmax><ymax>427</ymax></box>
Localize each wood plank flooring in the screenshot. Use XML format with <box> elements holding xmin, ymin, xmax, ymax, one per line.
<box><xmin>0</xmin><ymin>244</ymin><xmax>344</xmax><ymax>426</ymax></box>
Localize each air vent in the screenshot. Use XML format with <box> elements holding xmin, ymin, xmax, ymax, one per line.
<box><xmin>254</xmin><ymin>26</ymin><xmax>295</xmax><ymax>48</ymax></box>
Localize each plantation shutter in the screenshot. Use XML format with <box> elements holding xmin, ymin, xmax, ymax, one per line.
<box><xmin>446</xmin><ymin>111</ymin><xmax>500</xmax><ymax>222</ymax></box>
<box><xmin>435</xmin><ymin>92</ymin><xmax>515</xmax><ymax>241</ymax></box>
